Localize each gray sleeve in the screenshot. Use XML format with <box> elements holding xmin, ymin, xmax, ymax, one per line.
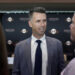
<box><xmin>12</xmin><ymin>44</ymin><xmax>20</xmax><ymax>75</ymax></box>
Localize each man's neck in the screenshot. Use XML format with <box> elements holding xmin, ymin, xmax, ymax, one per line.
<box><xmin>32</xmin><ymin>34</ymin><xmax>45</xmax><ymax>39</ymax></box>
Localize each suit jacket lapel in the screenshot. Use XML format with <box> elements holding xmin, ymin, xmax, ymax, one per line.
<box><xmin>25</xmin><ymin>37</ymin><xmax>33</xmax><ymax>75</ymax></box>
<box><xmin>46</xmin><ymin>36</ymin><xmax>52</xmax><ymax>75</ymax></box>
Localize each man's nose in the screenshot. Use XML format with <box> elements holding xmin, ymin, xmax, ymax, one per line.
<box><xmin>41</xmin><ymin>22</ymin><xmax>45</xmax><ymax>26</ymax></box>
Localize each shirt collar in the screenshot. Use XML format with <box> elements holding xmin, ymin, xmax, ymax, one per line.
<box><xmin>31</xmin><ymin>34</ymin><xmax>46</xmax><ymax>43</ymax></box>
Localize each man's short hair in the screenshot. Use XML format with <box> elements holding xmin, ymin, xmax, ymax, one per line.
<box><xmin>29</xmin><ymin>7</ymin><xmax>46</xmax><ymax>20</ymax></box>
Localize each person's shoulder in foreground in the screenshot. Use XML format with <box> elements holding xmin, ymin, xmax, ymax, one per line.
<box><xmin>61</xmin><ymin>58</ymin><xmax>75</xmax><ymax>75</ymax></box>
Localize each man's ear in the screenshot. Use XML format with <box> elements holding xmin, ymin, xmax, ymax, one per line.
<box><xmin>28</xmin><ymin>20</ymin><xmax>32</xmax><ymax>28</ymax></box>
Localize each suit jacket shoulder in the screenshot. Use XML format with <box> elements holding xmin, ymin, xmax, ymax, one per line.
<box><xmin>14</xmin><ymin>37</ymin><xmax>31</xmax><ymax>57</ymax></box>
<box><xmin>16</xmin><ymin>37</ymin><xmax>31</xmax><ymax>47</ymax></box>
<box><xmin>46</xmin><ymin>36</ymin><xmax>62</xmax><ymax>45</ymax></box>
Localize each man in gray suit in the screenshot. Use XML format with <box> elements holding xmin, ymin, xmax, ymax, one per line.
<box><xmin>12</xmin><ymin>7</ymin><xmax>64</xmax><ymax>75</ymax></box>
<box><xmin>61</xmin><ymin>13</ymin><xmax>75</xmax><ymax>75</ymax></box>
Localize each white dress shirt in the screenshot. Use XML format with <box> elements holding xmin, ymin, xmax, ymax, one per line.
<box><xmin>31</xmin><ymin>35</ymin><xmax>48</xmax><ymax>75</ymax></box>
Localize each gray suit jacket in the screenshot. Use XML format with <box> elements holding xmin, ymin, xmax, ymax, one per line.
<box><xmin>61</xmin><ymin>58</ymin><xmax>75</xmax><ymax>75</ymax></box>
<box><xmin>12</xmin><ymin>36</ymin><xmax>64</xmax><ymax>75</ymax></box>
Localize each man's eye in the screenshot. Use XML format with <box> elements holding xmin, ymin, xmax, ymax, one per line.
<box><xmin>36</xmin><ymin>20</ymin><xmax>40</xmax><ymax>22</ymax></box>
<box><xmin>44</xmin><ymin>20</ymin><xmax>46</xmax><ymax>22</ymax></box>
